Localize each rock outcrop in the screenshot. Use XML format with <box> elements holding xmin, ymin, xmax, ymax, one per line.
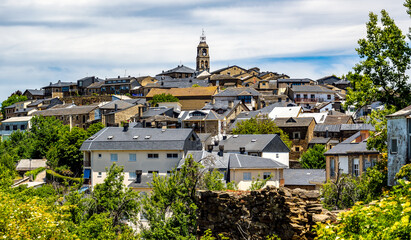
<box><xmin>197</xmin><ymin>186</ymin><xmax>336</xmax><ymax>240</ymax></box>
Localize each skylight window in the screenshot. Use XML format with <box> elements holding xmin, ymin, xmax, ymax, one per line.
<box><xmin>233</xmin><ymin>135</ymin><xmax>238</xmax><ymax>138</ymax></box>
<box><xmin>251</xmin><ymin>139</ymin><xmax>257</xmax><ymax>142</ymax></box>
<box><xmin>107</xmin><ymin>136</ymin><xmax>113</xmax><ymax>140</ymax></box>
<box><xmin>133</xmin><ymin>136</ymin><xmax>139</xmax><ymax>139</ymax></box>
<box><xmin>145</xmin><ymin>135</ymin><xmax>151</xmax><ymax>139</ymax></box>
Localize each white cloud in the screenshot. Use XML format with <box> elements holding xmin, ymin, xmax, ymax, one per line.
<box><xmin>0</xmin><ymin>0</ymin><xmax>409</xmax><ymax>101</ymax></box>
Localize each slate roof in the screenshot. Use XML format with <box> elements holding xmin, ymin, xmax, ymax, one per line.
<box><xmin>202</xmin><ymin>100</ymin><xmax>241</xmax><ymax>111</ymax></box>
<box><xmin>179</xmin><ymin>110</ymin><xmax>222</xmax><ymax>121</ymax></box>
<box><xmin>274</xmin><ymin>117</ymin><xmax>315</xmax><ymax>127</ymax></box>
<box><xmin>323</xmin><ymin>115</ymin><xmax>353</xmax><ymax>125</ymax></box>
<box><xmin>283</xmin><ymin>169</ymin><xmax>325</xmax><ymax>186</ymax></box>
<box><xmin>314</xmin><ymin>124</ymin><xmax>341</xmax><ymax>133</ymax></box>
<box><xmin>141</xmin><ymin>107</ymin><xmax>173</xmax><ymax>118</ymax></box>
<box><xmin>291</xmin><ymin>85</ymin><xmax>335</xmax><ymax>93</ymax></box>
<box><xmin>211</xmin><ymin>65</ymin><xmax>247</xmax><ymax>74</ymax></box>
<box><xmin>324</xmin><ymin>131</ymin><xmax>379</xmax><ymax>155</ymax></box>
<box><xmin>213</xmin><ymin>134</ymin><xmax>290</xmax><ymax>153</ymax></box>
<box><xmin>87</xmin><ymin>81</ymin><xmax>104</xmax><ymax>89</ymax></box>
<box><xmin>340</xmin><ymin>123</ymin><xmax>375</xmax><ymax>131</ymax></box>
<box><xmin>148</xmin><ymin>78</ymin><xmax>209</xmax><ymax>88</ymax></box>
<box><xmin>4</xmin><ymin>104</ymin><xmax>16</xmax><ymax>109</ymax></box>
<box><xmin>159</xmin><ymin>65</ymin><xmax>195</xmax><ymax>75</ymax></box>
<box><xmin>309</xmin><ymin>137</ymin><xmax>331</xmax><ymax>145</ymax></box>
<box><xmin>24</xmin><ymin>89</ymin><xmax>44</xmax><ymax>96</ymax></box>
<box><xmin>146</xmin><ymin>86</ymin><xmax>218</xmax><ymax>98</ymax></box>
<box><xmin>299</xmin><ymin>112</ymin><xmax>327</xmax><ymax>124</ymax></box>
<box><xmin>128</xmin><ymin>174</ymin><xmax>154</xmax><ymax>189</ymax></box>
<box><xmin>180</xmin><ymin>150</ymin><xmax>229</xmax><ymax>169</ymax></box>
<box><xmin>214</xmin><ymin>87</ymin><xmax>261</xmax><ymax>97</ymax></box>
<box><xmin>80</xmin><ymin>127</ymin><xmax>198</xmax><ymax>151</ymax></box>
<box><xmin>99</xmin><ymin>100</ymin><xmax>134</xmax><ymax>110</ymax></box>
<box><xmin>210</xmin><ymin>74</ymin><xmax>240</xmax><ymax>81</ymax></box>
<box><xmin>32</xmin><ymin>105</ymin><xmax>98</xmax><ymax>116</ymax></box>
<box><xmin>44</xmin><ymin>80</ymin><xmax>76</xmax><ymax>88</ymax></box>
<box><xmin>387</xmin><ymin>105</ymin><xmax>411</xmax><ymax>118</ymax></box>
<box><xmin>229</xmin><ymin>154</ymin><xmax>287</xmax><ymax>169</ymax></box>
<box><xmin>277</xmin><ymin>78</ymin><xmax>313</xmax><ymax>83</ymax></box>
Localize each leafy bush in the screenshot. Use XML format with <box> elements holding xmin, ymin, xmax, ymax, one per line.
<box><xmin>249</xmin><ymin>174</ymin><xmax>272</xmax><ymax>191</ymax></box>
<box><xmin>396</xmin><ymin>163</ymin><xmax>411</xmax><ymax>181</ymax></box>
<box><xmin>316</xmin><ymin>180</ymin><xmax>411</xmax><ymax>239</ymax></box>
<box><xmin>46</xmin><ymin>169</ymin><xmax>82</xmax><ymax>184</ymax></box>
<box><xmin>299</xmin><ymin>144</ymin><xmax>326</xmax><ymax>169</ymax></box>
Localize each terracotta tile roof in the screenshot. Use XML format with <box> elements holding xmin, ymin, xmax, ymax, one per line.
<box><xmin>146</xmin><ymin>86</ymin><xmax>218</xmax><ymax>98</ymax></box>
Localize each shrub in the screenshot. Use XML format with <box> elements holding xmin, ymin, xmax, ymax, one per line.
<box><xmin>46</xmin><ymin>169</ymin><xmax>82</xmax><ymax>185</ymax></box>
<box><xmin>24</xmin><ymin>167</ymin><xmax>46</xmax><ymax>179</ymax></box>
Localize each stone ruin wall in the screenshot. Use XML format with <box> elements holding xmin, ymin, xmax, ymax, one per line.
<box><xmin>197</xmin><ymin>186</ymin><xmax>336</xmax><ymax>240</ymax></box>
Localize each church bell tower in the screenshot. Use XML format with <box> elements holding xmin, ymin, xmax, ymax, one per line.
<box><xmin>196</xmin><ymin>30</ymin><xmax>210</xmax><ymax>72</ymax></box>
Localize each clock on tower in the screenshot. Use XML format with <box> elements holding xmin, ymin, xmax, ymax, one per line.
<box><xmin>196</xmin><ymin>30</ymin><xmax>210</xmax><ymax>72</ymax></box>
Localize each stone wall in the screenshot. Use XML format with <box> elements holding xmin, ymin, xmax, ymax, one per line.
<box><xmin>197</xmin><ymin>186</ymin><xmax>335</xmax><ymax>240</ymax></box>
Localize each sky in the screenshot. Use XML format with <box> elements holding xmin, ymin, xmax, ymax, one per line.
<box><xmin>0</xmin><ymin>0</ymin><xmax>410</xmax><ymax>102</ymax></box>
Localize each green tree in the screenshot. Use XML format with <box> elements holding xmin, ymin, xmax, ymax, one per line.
<box><xmin>149</xmin><ymin>93</ymin><xmax>179</xmax><ymax>107</ymax></box>
<box><xmin>232</xmin><ymin>115</ymin><xmax>292</xmax><ymax>148</ymax></box>
<box><xmin>1</xmin><ymin>92</ymin><xmax>27</xmax><ymax>118</ymax></box>
<box><xmin>141</xmin><ymin>155</ymin><xmax>203</xmax><ymax>239</ymax></box>
<box><xmin>299</xmin><ymin>144</ymin><xmax>326</xmax><ymax>169</ymax></box>
<box><xmin>345</xmin><ymin>10</ymin><xmax>411</xmax><ymax>110</ymax></box>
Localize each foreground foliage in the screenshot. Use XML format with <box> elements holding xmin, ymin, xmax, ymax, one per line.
<box><xmin>316</xmin><ymin>180</ymin><xmax>411</xmax><ymax>239</ymax></box>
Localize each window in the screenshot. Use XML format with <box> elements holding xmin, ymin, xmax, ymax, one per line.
<box><xmin>303</xmin><ymin>94</ymin><xmax>308</xmax><ymax>99</ymax></box>
<box><xmin>311</xmin><ymin>94</ymin><xmax>315</xmax><ymax>99</ymax></box>
<box><xmin>129</xmin><ymin>172</ymin><xmax>136</xmax><ymax>180</ymax></box>
<box><xmin>148</xmin><ymin>153</ymin><xmax>159</xmax><ymax>159</ymax></box>
<box><xmin>20</xmin><ymin>125</ymin><xmax>25</xmax><ymax>130</ymax></box>
<box><xmin>110</xmin><ymin>153</ymin><xmax>118</xmax><ymax>162</ymax></box>
<box><xmin>296</xmin><ymin>94</ymin><xmax>300</xmax><ymax>99</ymax></box>
<box><xmin>5</xmin><ymin>126</ymin><xmax>9</xmax><ymax>131</ymax></box>
<box><xmin>98</xmin><ymin>154</ymin><xmax>102</xmax><ymax>158</ymax></box>
<box><xmin>263</xmin><ymin>172</ymin><xmax>271</xmax><ymax>180</ymax></box>
<box><xmin>330</xmin><ymin>157</ymin><xmax>335</xmax><ymax>177</ymax></box>
<box><xmin>13</xmin><ymin>125</ymin><xmax>17</xmax><ymax>130</ymax></box>
<box><xmin>353</xmin><ymin>158</ymin><xmax>359</xmax><ymax>177</ymax></box>
<box><xmin>391</xmin><ymin>138</ymin><xmax>398</xmax><ymax>154</ymax></box>
<box><xmin>295</xmin><ymin>147</ymin><xmax>300</xmax><ymax>152</ymax></box>
<box><xmin>243</xmin><ymin>172</ymin><xmax>251</xmax><ymax>181</ymax></box>
<box><xmin>129</xmin><ymin>154</ymin><xmax>137</xmax><ymax>162</ymax></box>
<box><xmin>167</xmin><ymin>153</ymin><xmax>178</xmax><ymax>158</ymax></box>
<box><xmin>293</xmin><ymin>132</ymin><xmax>301</xmax><ymax>139</ymax></box>
<box><xmin>148</xmin><ymin>170</ymin><xmax>159</xmax><ymax>175</ymax></box>
<box><xmin>98</xmin><ymin>172</ymin><xmax>102</xmax><ymax>178</ymax></box>
<box><xmin>278</xmin><ymin>98</ymin><xmax>282</xmax><ymax>102</ymax></box>
<box><xmin>327</xmin><ymin>95</ymin><xmax>331</xmax><ymax>100</ymax></box>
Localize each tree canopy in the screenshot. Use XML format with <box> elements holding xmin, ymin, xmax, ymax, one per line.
<box><xmin>232</xmin><ymin>115</ymin><xmax>292</xmax><ymax>148</ymax></box>
<box><xmin>345</xmin><ymin>10</ymin><xmax>411</xmax><ymax>110</ymax></box>
<box><xmin>299</xmin><ymin>144</ymin><xmax>326</xmax><ymax>169</ymax></box>
<box><xmin>149</xmin><ymin>93</ymin><xmax>179</xmax><ymax>107</ymax></box>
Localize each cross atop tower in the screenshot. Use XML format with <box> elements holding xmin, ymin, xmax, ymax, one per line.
<box><xmin>200</xmin><ymin>29</ymin><xmax>206</xmax><ymax>43</ymax></box>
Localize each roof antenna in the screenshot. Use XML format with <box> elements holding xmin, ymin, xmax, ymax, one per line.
<box><xmin>124</xmin><ymin>69</ymin><xmax>127</xmax><ymax>77</ymax></box>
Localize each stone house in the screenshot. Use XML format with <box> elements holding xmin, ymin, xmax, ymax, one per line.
<box><xmin>103</xmin><ymin>104</ymin><xmax>142</xmax><ymax>127</ymax></box>
<box><xmin>0</xmin><ymin>116</ymin><xmax>33</xmax><ymax>141</ymax></box>
<box><xmin>324</xmin><ymin>130</ymin><xmax>381</xmax><ymax>181</ymax></box>
<box><xmin>80</xmin><ymin>127</ymin><xmax>202</xmax><ymax>190</ymax></box>
<box><xmin>43</xmin><ymin>80</ymin><xmax>78</xmax><ymax>98</ymax></box>
<box><xmin>274</xmin><ymin>117</ymin><xmax>316</xmax><ymax>160</ymax></box>
<box><xmin>202</xmin><ymin>100</ymin><xmax>249</xmax><ymax>127</ymax></box>
<box><xmin>146</xmin><ymin>86</ymin><xmax>218</xmax><ymax>111</ymax></box>
<box><xmin>101</xmin><ymin>76</ymin><xmax>142</xmax><ymax>96</ymax></box>
<box><xmin>209</xmin><ymin>74</ymin><xmax>242</xmax><ymax>87</ymax></box>
<box><xmin>213</xmin><ymin>87</ymin><xmax>262</xmax><ymax>110</ymax></box>
<box><xmin>211</xmin><ymin>65</ymin><xmax>247</xmax><ymax>76</ymax></box>
<box><xmin>4</xmin><ymin>100</ymin><xmax>37</xmax><ymax>119</ymax></box>
<box><xmin>23</xmin><ymin>89</ymin><xmax>45</xmax><ymax>100</ymax></box>
<box><xmin>157</xmin><ymin>65</ymin><xmax>196</xmax><ymax>79</ymax></box>
<box><xmin>276</xmin><ymin>78</ymin><xmax>314</xmax><ymax>94</ymax></box>
<box><xmin>387</xmin><ymin>105</ymin><xmax>411</xmax><ymax>186</ymax></box>
<box><xmin>31</xmin><ymin>105</ymin><xmax>99</xmax><ymax>129</ymax></box>
<box><xmin>288</xmin><ymin>85</ymin><xmax>336</xmax><ymax>111</ymax></box>
<box><xmin>77</xmin><ymin>76</ymin><xmax>102</xmax><ymax>96</ymax></box>
<box><xmin>179</xmin><ymin>110</ymin><xmax>222</xmax><ymax>135</ymax></box>
<box><xmin>86</xmin><ymin>81</ymin><xmax>104</xmax><ymax>95</ymax></box>
<box><xmin>210</xmin><ymin>134</ymin><xmax>290</xmax><ymax>167</ymax></box>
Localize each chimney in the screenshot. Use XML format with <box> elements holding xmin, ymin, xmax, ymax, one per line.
<box><xmin>212</xmin><ymin>98</ymin><xmax>216</xmax><ymax>104</ymax></box>
<box><xmin>207</xmin><ymin>145</ymin><xmax>213</xmax><ymax>153</ymax></box>
<box><xmin>239</xmin><ymin>147</ymin><xmax>245</xmax><ymax>154</ymax></box>
<box><xmin>223</xmin><ymin>135</ymin><xmax>227</xmax><ymax>140</ymax></box>
<box><xmin>114</xmin><ymin>104</ymin><xmax>118</xmax><ymax>111</ymax></box>
<box><xmin>118</xmin><ymin>76</ymin><xmax>120</xmax><ymax>78</ymax></box>
<box><xmin>218</xmin><ymin>145</ymin><xmax>224</xmax><ymax>156</ymax></box>
<box><xmin>325</xmin><ymin>127</ymin><xmax>329</xmax><ymax>138</ymax></box>
<box><xmin>123</xmin><ymin>122</ymin><xmax>129</xmax><ymax>132</ymax></box>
